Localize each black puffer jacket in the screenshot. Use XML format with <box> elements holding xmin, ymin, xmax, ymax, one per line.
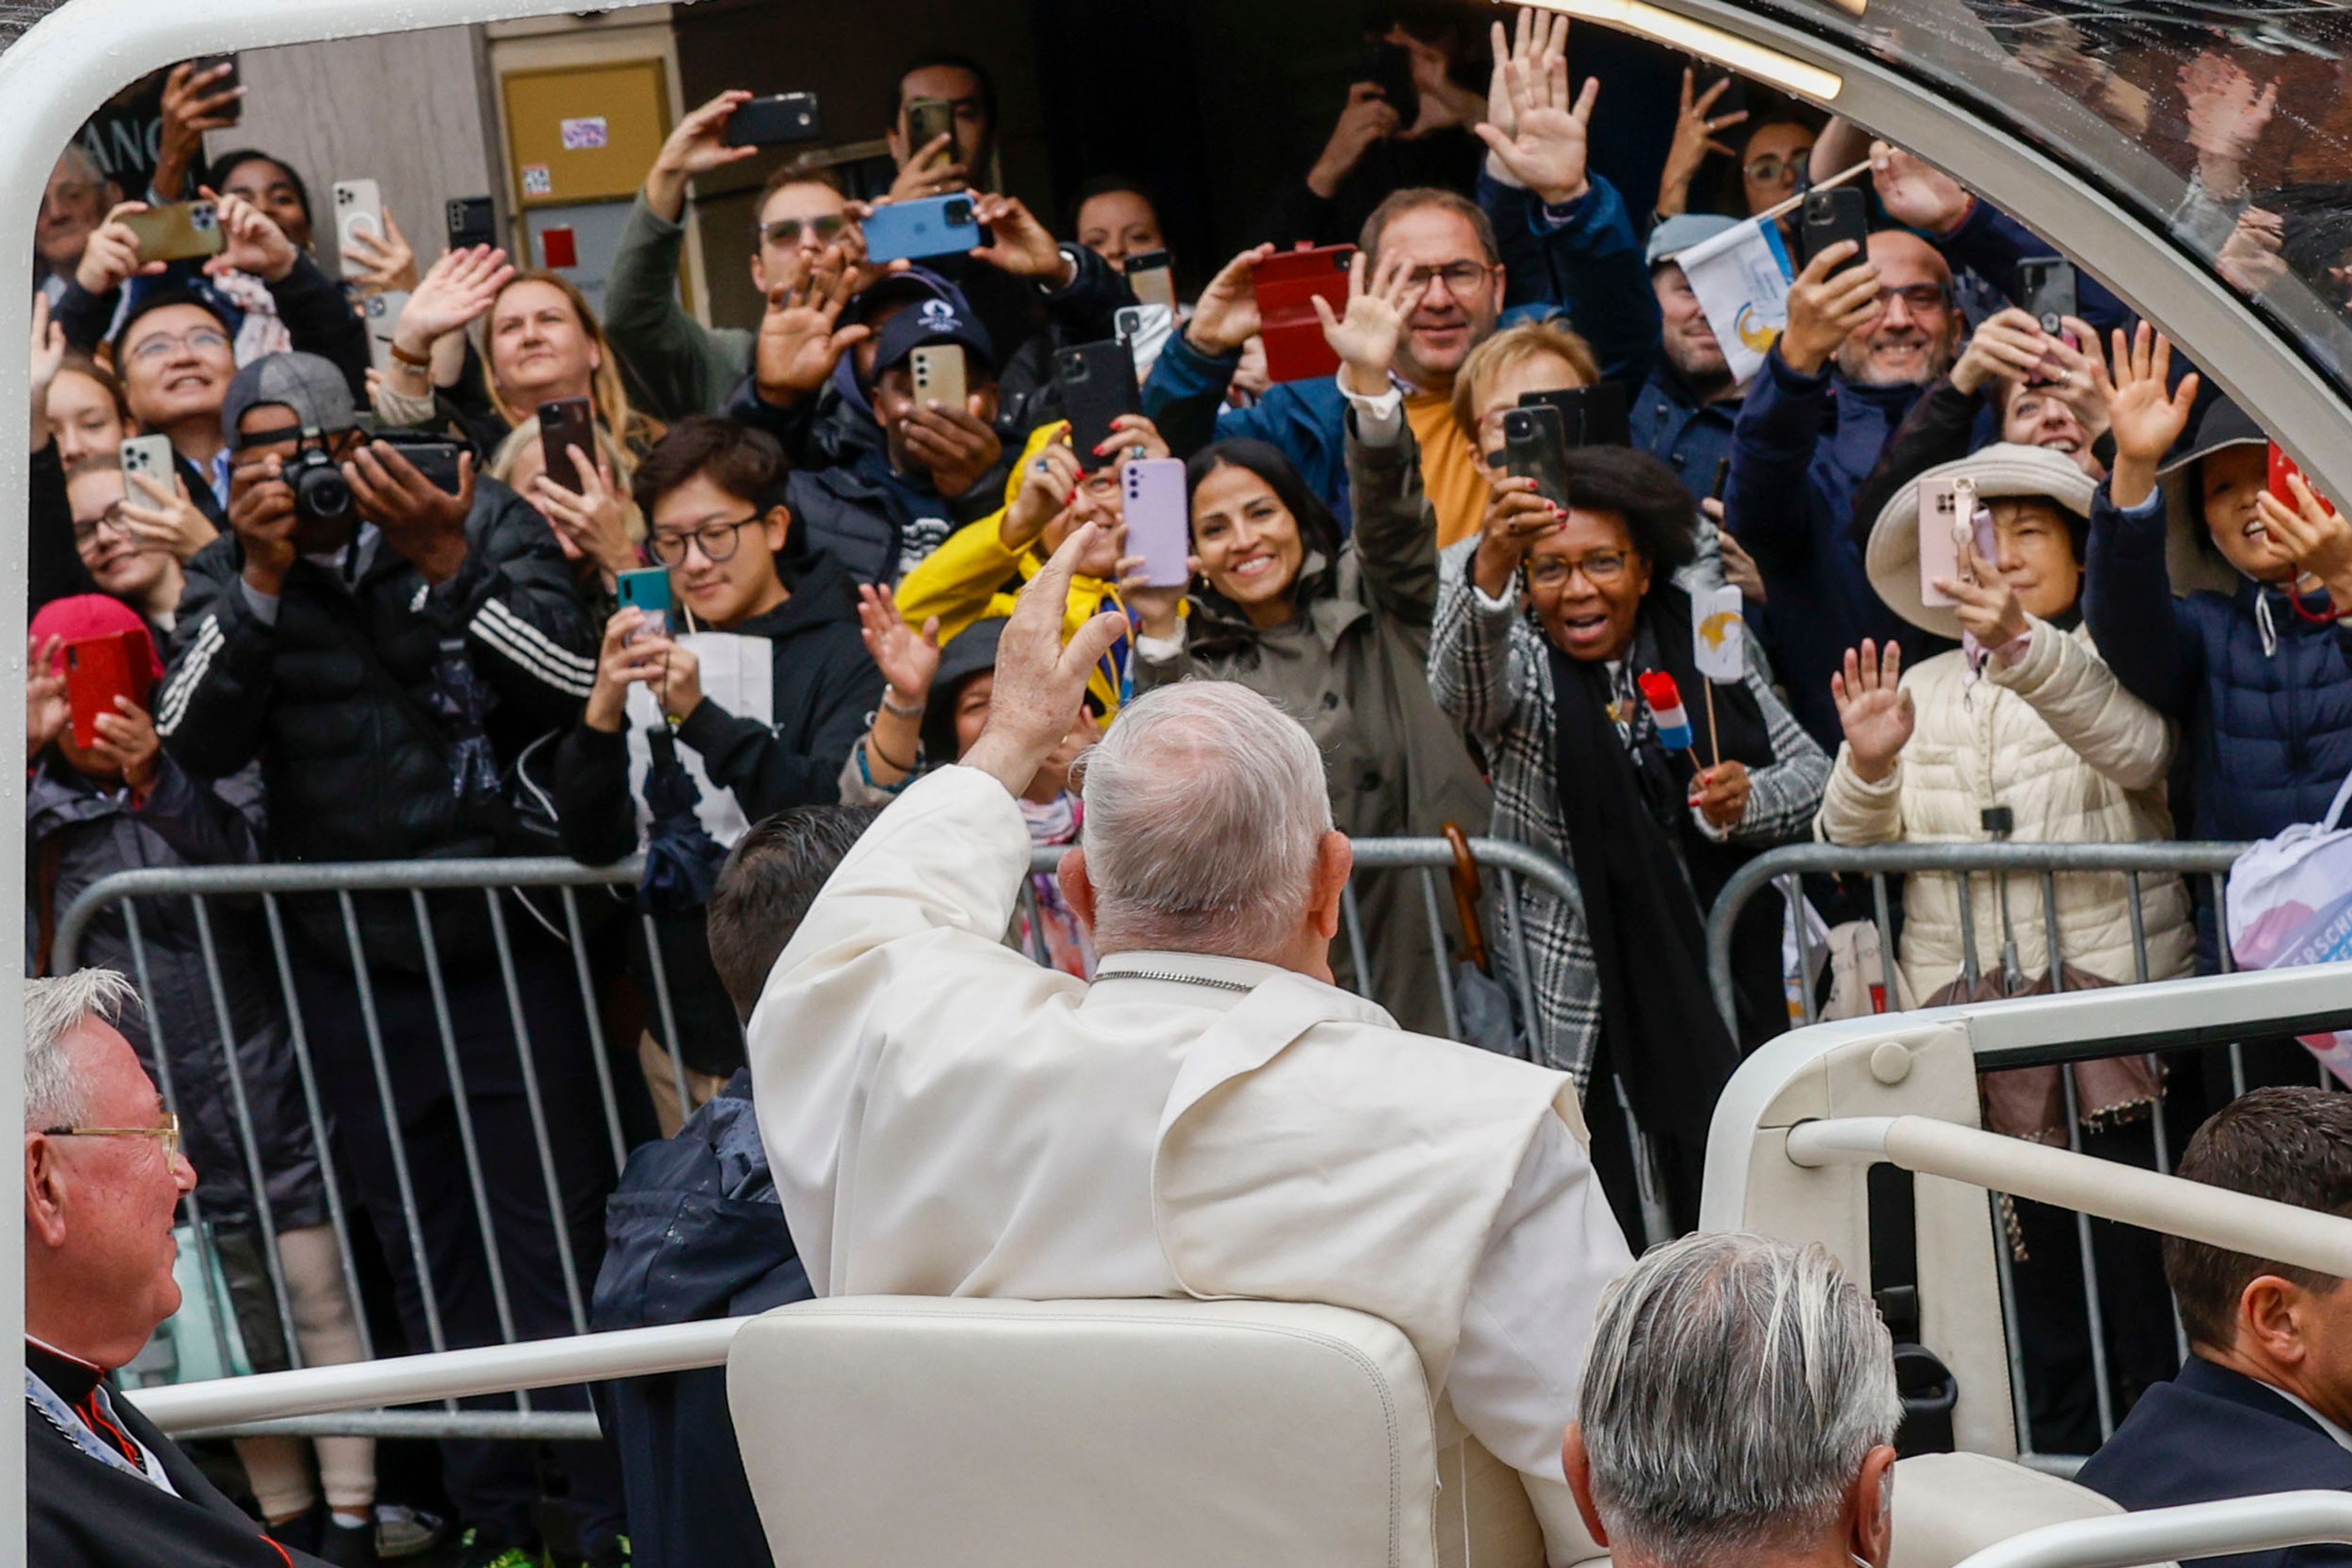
<box><xmin>29</xmin><ymin>754</ymin><xmax>323</xmax><ymax>1232</ymax></box>
<box><xmin>155</xmin><ymin>476</ymin><xmax>597</xmax><ymax>970</ymax></box>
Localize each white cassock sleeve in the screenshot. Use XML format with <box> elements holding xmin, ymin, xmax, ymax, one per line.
<box><xmin>1444</xmin><ymin>1112</ymin><xmax>1635</xmax><ymax>1566</ymax></box>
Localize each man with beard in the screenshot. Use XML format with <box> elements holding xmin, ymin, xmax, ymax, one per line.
<box><xmin>1721</xmin><ymin>228</ymin><xmax>1962</xmax><ymax>746</ymax></box>
<box><xmin>1634</xmin><ymin>214</ymin><xmax>1745</xmax><ymax>488</ymax></box>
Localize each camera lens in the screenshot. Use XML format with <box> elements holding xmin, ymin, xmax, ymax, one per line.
<box><xmin>291</xmin><ymin>450</ymin><xmax>353</xmax><ymax>522</ymax></box>
<box><xmin>946</xmin><ymin>199</ymin><xmax>971</xmax><ymax>225</ymax></box>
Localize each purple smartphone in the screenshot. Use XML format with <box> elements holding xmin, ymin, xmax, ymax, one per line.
<box><xmin>1121</xmin><ymin>458</ymin><xmax>1191</xmax><ymax>587</ymax></box>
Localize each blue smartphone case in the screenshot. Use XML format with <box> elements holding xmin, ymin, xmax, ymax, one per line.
<box><xmin>864</xmin><ymin>194</ymin><xmax>988</xmax><ymax>264</ymax></box>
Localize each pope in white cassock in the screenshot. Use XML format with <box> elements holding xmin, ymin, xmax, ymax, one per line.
<box><xmin>747</xmin><ymin>522</ymin><xmax>1634</xmax><ymax>1559</ymax></box>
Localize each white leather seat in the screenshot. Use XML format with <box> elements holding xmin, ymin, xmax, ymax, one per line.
<box><xmin>1891</xmin><ymin>1452</ymin><xmax>2168</xmax><ymax>1568</ymax></box>
<box><xmin>725</xmin><ymin>1295</ymin><xmax>1570</xmax><ymax>1568</ymax></box>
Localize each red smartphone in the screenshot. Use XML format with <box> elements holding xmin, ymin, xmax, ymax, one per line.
<box><xmin>2271</xmin><ymin>442</ymin><xmax>2305</xmax><ymax>507</ymax></box>
<box><xmin>65</xmin><ymin>633</ymin><xmax>149</xmax><ymax>750</ymax></box>
<box><xmin>1252</xmin><ymin>243</ymin><xmax>1355</xmax><ymax>384</ymax></box>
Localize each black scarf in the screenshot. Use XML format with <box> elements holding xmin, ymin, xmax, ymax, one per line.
<box><xmin>1546</xmin><ymin>584</ymin><xmax>1775</xmax><ymax>1144</ymax></box>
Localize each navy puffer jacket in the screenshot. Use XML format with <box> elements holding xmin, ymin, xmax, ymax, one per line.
<box><xmin>2086</xmin><ymin>484</ymin><xmax>2352</xmax><ymax>842</ymax></box>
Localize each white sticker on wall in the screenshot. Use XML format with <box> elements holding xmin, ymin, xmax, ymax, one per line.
<box><xmin>560</xmin><ymin>116</ymin><xmax>609</xmax><ymax>151</ymax></box>
<box><xmin>521</xmin><ymin>163</ymin><xmax>552</xmax><ymax>197</ymax></box>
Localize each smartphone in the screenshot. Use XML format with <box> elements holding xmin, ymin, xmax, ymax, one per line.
<box><xmin>1917</xmin><ymin>476</ymin><xmax>1971</xmax><ymax>607</ymax></box>
<box><xmin>2016</xmin><ymin>257</ymin><xmax>2078</xmax><ymax>337</ymax></box>
<box><xmin>537</xmin><ymin>396</ymin><xmax>595</xmax><ymax>496</ymax></box>
<box><xmin>123</xmin><ymin>201</ymin><xmax>222</xmax><ymax>264</ymax></box>
<box><xmin>377</xmin><ymin>432</ymin><xmax>466</xmax><ymax>494</ymax></box>
<box><xmin>724</xmin><ymin>91</ymin><xmax>823</xmax><ymax>149</ymax></box>
<box><xmin>65</xmin><ymin>633</ymin><xmax>147</xmax><ymax>750</ymax></box>
<box><xmin>119</xmin><ymin>434</ymin><xmax>176</xmax><ymax>499</ymax></box>
<box><xmin>863</xmin><ymin>194</ymin><xmax>987</xmax><ymax>265</ymax></box>
<box><xmin>1053</xmin><ymin>340</ymin><xmax>1142</xmax><ymax>465</ymax></box>
<box><xmin>1122</xmin><ymin>458</ymin><xmax>1192</xmax><ymax>588</ymax></box>
<box><xmin>332</xmin><ymin>179</ymin><xmax>386</xmax><ymax>260</ymax></box>
<box><xmin>190</xmin><ymin>55</ymin><xmax>241</xmax><ymax>126</ymax></box>
<box><xmin>2270</xmin><ymin>442</ymin><xmax>2307</xmax><ymax>510</ymax></box>
<box><xmin>1253</xmin><ymin>243</ymin><xmax>1356</xmax><ymax>384</ymax></box>
<box><xmin>1357</xmin><ymin>39</ymin><xmax>1420</xmax><ymax>130</ymax></box>
<box><xmin>1798</xmin><ymin>186</ymin><xmax>1870</xmax><ymax>274</ymax></box>
<box><xmin>910</xmin><ymin>344</ymin><xmax>968</xmax><ymax>412</ymax></box>
<box><xmin>905</xmin><ymin>95</ymin><xmax>956</xmax><ymax>165</ymax></box>
<box><xmin>363</xmin><ymin>290</ymin><xmax>409</xmax><ymax>378</ymax></box>
<box><xmin>1115</xmin><ymin>303</ymin><xmax>1176</xmax><ymax>377</ymax></box>
<box><xmin>446</xmin><ymin>195</ymin><xmax>497</xmax><ymax>252</ymax></box>
<box><xmin>1125</xmin><ymin>249</ymin><xmax>1177</xmax><ymax>312</ymax></box>
<box><xmin>1517</xmin><ymin>383</ymin><xmax>1631</xmax><ymax>450</ymax></box>
<box><xmin>616</xmin><ymin>567</ymin><xmax>672</xmax><ymax>641</ymax></box>
<box><xmin>1502</xmin><ymin>404</ymin><xmax>1571</xmax><ymax>511</ymax></box>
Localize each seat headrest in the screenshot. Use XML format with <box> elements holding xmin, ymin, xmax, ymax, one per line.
<box><xmin>726</xmin><ymin>1296</ymin><xmax>1441</xmax><ymax>1567</ymax></box>
<box><xmin>1891</xmin><ymin>1452</ymin><xmax>2156</xmax><ymax>1568</ymax></box>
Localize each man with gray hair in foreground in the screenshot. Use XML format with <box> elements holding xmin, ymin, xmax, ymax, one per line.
<box><xmin>23</xmin><ymin>971</ymin><xmax>335</xmax><ymax>1567</ymax></box>
<box><xmin>750</xmin><ymin>522</ymin><xmax>1632</xmax><ymax>1558</ymax></box>
<box><xmin>1566</xmin><ymin>1232</ymin><xmax>1902</xmax><ymax>1568</ymax></box>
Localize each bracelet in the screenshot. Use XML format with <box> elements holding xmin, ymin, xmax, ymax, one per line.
<box><xmin>880</xmin><ymin>688</ymin><xmax>926</xmax><ymax>719</ymax></box>
<box><xmin>388</xmin><ymin>340</ymin><xmax>432</xmax><ymax>371</ymax></box>
<box><xmin>856</xmin><ymin>733</ymin><xmax>924</xmax><ymax>793</ymax></box>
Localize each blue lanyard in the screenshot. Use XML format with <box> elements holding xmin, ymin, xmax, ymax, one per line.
<box><xmin>1099</xmin><ymin>589</ymin><xmax>1133</xmax><ymax>708</ymax></box>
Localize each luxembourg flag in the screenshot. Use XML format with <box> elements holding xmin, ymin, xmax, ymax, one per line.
<box><xmin>1638</xmin><ymin>671</ymin><xmax>1695</xmax><ymax>752</ymax></box>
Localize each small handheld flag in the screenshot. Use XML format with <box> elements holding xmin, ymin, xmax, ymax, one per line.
<box><xmin>1638</xmin><ymin>670</ymin><xmax>1695</xmax><ymax>752</ymax></box>
<box><xmin>1692</xmin><ymin>584</ymin><xmax>1746</xmax><ymax>682</ymax></box>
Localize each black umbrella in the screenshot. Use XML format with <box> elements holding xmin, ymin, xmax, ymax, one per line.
<box><xmin>638</xmin><ymin>725</ymin><xmax>727</xmax><ymax>916</ymax></box>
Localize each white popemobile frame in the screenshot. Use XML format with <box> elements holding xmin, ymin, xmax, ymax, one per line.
<box><xmin>7</xmin><ymin>0</ymin><xmax>2352</xmax><ymax>1562</ymax></box>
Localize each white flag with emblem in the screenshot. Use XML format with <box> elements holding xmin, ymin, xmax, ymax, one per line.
<box><xmin>1673</xmin><ymin>216</ymin><xmax>1795</xmax><ymax>385</ymax></box>
<box><xmin>1693</xmin><ymin>583</ymin><xmax>1746</xmax><ymax>683</ymax></box>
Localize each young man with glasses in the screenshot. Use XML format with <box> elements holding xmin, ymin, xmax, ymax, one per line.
<box><xmin>556</xmin><ymin>415</ymin><xmax>880</xmax><ymax>1124</ymax></box>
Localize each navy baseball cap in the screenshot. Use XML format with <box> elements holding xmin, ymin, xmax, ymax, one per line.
<box><xmin>870</xmin><ymin>292</ymin><xmax>997</xmax><ymax>379</ymax></box>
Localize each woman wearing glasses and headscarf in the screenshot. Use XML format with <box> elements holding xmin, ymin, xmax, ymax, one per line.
<box><xmin>1429</xmin><ymin>441</ymin><xmax>1826</xmax><ymax>1237</ymax></box>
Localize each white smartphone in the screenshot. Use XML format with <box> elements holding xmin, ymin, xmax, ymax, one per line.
<box><xmin>119</xmin><ymin>434</ymin><xmax>176</xmax><ymax>499</ymax></box>
<box><xmin>1121</xmin><ymin>457</ymin><xmax>1192</xmax><ymax>587</ymax></box>
<box><xmin>1917</xmin><ymin>475</ymin><xmax>1973</xmax><ymax>607</ymax></box>
<box><xmin>364</xmin><ymin>290</ymin><xmax>410</xmax><ymax>379</ymax></box>
<box><xmin>910</xmin><ymin>344</ymin><xmax>967</xmax><ymax>410</ymax></box>
<box><xmin>332</xmin><ymin>178</ymin><xmax>386</xmax><ymax>260</ymax></box>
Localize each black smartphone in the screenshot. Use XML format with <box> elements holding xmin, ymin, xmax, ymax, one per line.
<box><xmin>446</xmin><ymin>195</ymin><xmax>496</xmax><ymax>252</ymax></box>
<box><xmin>1502</xmin><ymin>404</ymin><xmax>1571</xmax><ymax>510</ymax></box>
<box><xmin>190</xmin><ymin>55</ymin><xmax>241</xmax><ymax>126</ymax></box>
<box><xmin>2016</xmin><ymin>256</ymin><xmax>2078</xmax><ymax>336</ymax></box>
<box><xmin>1517</xmin><ymin>383</ymin><xmax>1630</xmax><ymax>450</ymax></box>
<box><xmin>905</xmin><ymin>95</ymin><xmax>956</xmax><ymax>164</ymax></box>
<box><xmin>1798</xmin><ymin>186</ymin><xmax>1870</xmax><ymax>273</ymax></box>
<box><xmin>537</xmin><ymin>396</ymin><xmax>595</xmax><ymax>496</ymax></box>
<box><xmin>1053</xmin><ymin>341</ymin><xmax>1142</xmax><ymax>467</ymax></box>
<box><xmin>376</xmin><ymin>432</ymin><xmax>468</xmax><ymax>495</ymax></box>
<box><xmin>724</xmin><ymin>92</ymin><xmax>823</xmax><ymax>149</ymax></box>
<box><xmin>1356</xmin><ymin>39</ymin><xmax>1420</xmax><ymax>130</ymax></box>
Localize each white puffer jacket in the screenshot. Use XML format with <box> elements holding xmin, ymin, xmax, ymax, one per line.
<box><xmin>1815</xmin><ymin>619</ymin><xmax>2193</xmax><ymax>1001</ymax></box>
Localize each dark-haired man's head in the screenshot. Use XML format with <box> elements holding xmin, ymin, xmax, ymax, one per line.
<box><xmin>115</xmin><ymin>296</ymin><xmax>237</xmax><ymax>460</ymax></box>
<box><xmin>707</xmin><ymin>805</ymin><xmax>882</xmax><ymax>1020</ymax></box>
<box><xmin>888</xmin><ymin>53</ymin><xmax>997</xmax><ymax>189</ymax></box>
<box><xmin>1360</xmin><ymin>188</ymin><xmax>1505</xmax><ymax>393</ymax></box>
<box><xmin>750</xmin><ymin>167</ymin><xmax>856</xmax><ymax>299</ymax></box>
<box><xmin>2166</xmin><ymin>1087</ymin><xmax>2352</xmax><ymax>1429</ymax></box>
<box><xmin>635</xmin><ymin>417</ymin><xmax>793</xmax><ymax>631</ymax></box>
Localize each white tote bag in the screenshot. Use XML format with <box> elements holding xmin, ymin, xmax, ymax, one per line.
<box><xmin>2224</xmin><ymin>769</ymin><xmax>2352</xmax><ymax>1085</ymax></box>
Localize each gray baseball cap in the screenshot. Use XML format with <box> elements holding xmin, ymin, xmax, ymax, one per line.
<box><xmin>222</xmin><ymin>352</ymin><xmax>360</xmax><ymax>448</ymax></box>
<box><xmin>1646</xmin><ymin>213</ymin><xmax>1740</xmax><ymax>269</ymax></box>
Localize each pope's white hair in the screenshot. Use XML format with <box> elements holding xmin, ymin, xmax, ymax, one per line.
<box><xmin>1579</xmin><ymin>1232</ymin><xmax>1901</xmax><ymax>1568</ymax></box>
<box><xmin>1076</xmin><ymin>680</ymin><xmax>1333</xmax><ymax>960</ymax></box>
<box><xmin>24</xmin><ymin>970</ymin><xmax>138</xmax><ymax>1131</ymax></box>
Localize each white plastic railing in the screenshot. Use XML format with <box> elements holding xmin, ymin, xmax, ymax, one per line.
<box><xmin>1953</xmin><ymin>1493</ymin><xmax>2352</xmax><ymax>1568</ymax></box>
<box><xmin>1786</xmin><ymin>1115</ymin><xmax>2352</xmax><ymax>1278</ymax></box>
<box><xmin>127</xmin><ymin>1318</ymin><xmax>744</xmax><ymax>1436</ymax></box>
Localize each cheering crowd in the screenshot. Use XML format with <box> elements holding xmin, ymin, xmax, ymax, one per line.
<box><xmin>20</xmin><ymin>5</ymin><xmax>2352</xmax><ymax>1567</ymax></box>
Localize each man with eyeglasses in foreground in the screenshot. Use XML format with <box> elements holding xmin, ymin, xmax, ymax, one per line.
<box><xmin>554</xmin><ymin>414</ymin><xmax>880</xmax><ymax>1123</ymax></box>
<box><xmin>24</xmin><ymin>968</ymin><xmax>337</xmax><ymax>1567</ymax></box>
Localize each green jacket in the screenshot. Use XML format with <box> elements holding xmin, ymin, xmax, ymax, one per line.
<box><xmin>605</xmin><ymin>192</ymin><xmax>755</xmax><ymax>421</ymax></box>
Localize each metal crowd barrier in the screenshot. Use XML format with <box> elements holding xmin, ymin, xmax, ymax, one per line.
<box><xmin>1697</xmin><ymin>840</ymin><xmax>2342</xmax><ymax>1472</ymax></box>
<box><xmin>51</xmin><ymin>834</ymin><xmax>1599</xmax><ymax>1438</ymax></box>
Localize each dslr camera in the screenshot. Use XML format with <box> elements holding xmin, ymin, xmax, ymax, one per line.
<box><xmin>285</xmin><ymin>442</ymin><xmax>353</xmax><ymax>524</ymax></box>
